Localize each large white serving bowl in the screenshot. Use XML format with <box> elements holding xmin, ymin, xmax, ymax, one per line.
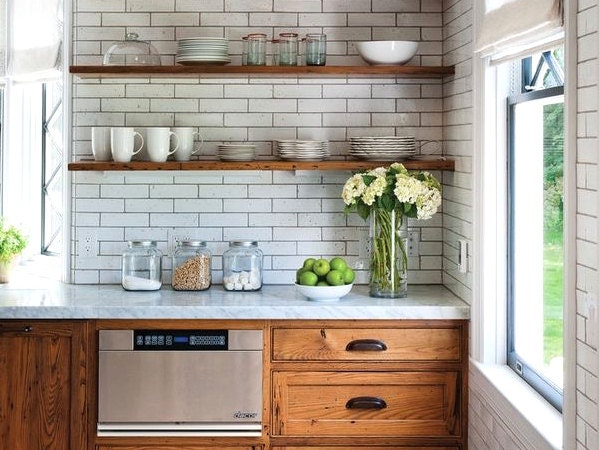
<box><xmin>295</xmin><ymin>283</ymin><xmax>353</xmax><ymax>302</ymax></box>
<box><xmin>355</xmin><ymin>40</ymin><xmax>418</xmax><ymax>65</ymax></box>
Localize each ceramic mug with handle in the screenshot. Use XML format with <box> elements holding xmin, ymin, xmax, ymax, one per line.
<box><xmin>146</xmin><ymin>127</ymin><xmax>180</xmax><ymax>162</ymax></box>
<box><xmin>91</xmin><ymin>127</ymin><xmax>112</xmax><ymax>161</ymax></box>
<box><xmin>111</xmin><ymin>127</ymin><xmax>144</xmax><ymax>162</ymax></box>
<box><xmin>171</xmin><ymin>127</ymin><xmax>203</xmax><ymax>161</ymax></box>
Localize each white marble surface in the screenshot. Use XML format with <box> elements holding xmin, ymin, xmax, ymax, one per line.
<box><xmin>0</xmin><ymin>279</ymin><xmax>469</xmax><ymax>320</ymax></box>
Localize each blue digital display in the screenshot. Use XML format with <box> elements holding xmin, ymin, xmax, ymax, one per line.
<box><xmin>173</xmin><ymin>336</ymin><xmax>189</xmax><ymax>344</ymax></box>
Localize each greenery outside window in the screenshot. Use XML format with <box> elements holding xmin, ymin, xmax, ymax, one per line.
<box><xmin>507</xmin><ymin>49</ymin><xmax>564</xmax><ymax>411</ymax></box>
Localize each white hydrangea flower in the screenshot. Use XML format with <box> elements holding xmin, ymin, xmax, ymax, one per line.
<box><xmin>342</xmin><ymin>173</ymin><xmax>367</xmax><ymax>205</ymax></box>
<box><xmin>416</xmin><ymin>187</ymin><xmax>442</xmax><ymax>220</ymax></box>
<box><xmin>393</xmin><ymin>173</ymin><xmax>424</xmax><ymax>204</ymax></box>
<box><xmin>362</xmin><ymin>175</ymin><xmax>387</xmax><ymax>205</ymax></box>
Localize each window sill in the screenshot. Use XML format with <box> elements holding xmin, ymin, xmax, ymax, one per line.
<box><xmin>470</xmin><ymin>360</ymin><xmax>562</xmax><ymax>449</ymax></box>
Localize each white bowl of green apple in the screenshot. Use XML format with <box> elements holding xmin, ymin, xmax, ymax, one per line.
<box><xmin>295</xmin><ymin>257</ymin><xmax>355</xmax><ymax>302</ymax></box>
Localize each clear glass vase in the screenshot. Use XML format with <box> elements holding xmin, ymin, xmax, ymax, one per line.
<box><xmin>369</xmin><ymin>209</ymin><xmax>408</xmax><ymax>298</ymax></box>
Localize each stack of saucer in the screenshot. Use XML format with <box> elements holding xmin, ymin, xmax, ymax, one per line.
<box><xmin>217</xmin><ymin>144</ymin><xmax>256</xmax><ymax>161</ymax></box>
<box><xmin>176</xmin><ymin>37</ymin><xmax>230</xmax><ymax>65</ymax></box>
<box><xmin>275</xmin><ymin>140</ymin><xmax>329</xmax><ymax>161</ymax></box>
<box><xmin>349</xmin><ymin>136</ymin><xmax>416</xmax><ymax>160</ymax></box>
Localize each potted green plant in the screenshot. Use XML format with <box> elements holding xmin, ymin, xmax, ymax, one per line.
<box><xmin>0</xmin><ymin>219</ymin><xmax>27</xmax><ymax>283</ymax></box>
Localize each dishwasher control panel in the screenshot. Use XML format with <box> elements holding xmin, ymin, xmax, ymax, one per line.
<box><xmin>133</xmin><ymin>329</ymin><xmax>228</xmax><ymax>351</ymax></box>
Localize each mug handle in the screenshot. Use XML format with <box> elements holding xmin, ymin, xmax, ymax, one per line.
<box><xmin>132</xmin><ymin>132</ymin><xmax>144</xmax><ymax>155</ymax></box>
<box><xmin>192</xmin><ymin>131</ymin><xmax>204</xmax><ymax>155</ymax></box>
<box><xmin>168</xmin><ymin>132</ymin><xmax>179</xmax><ymax>156</ymax></box>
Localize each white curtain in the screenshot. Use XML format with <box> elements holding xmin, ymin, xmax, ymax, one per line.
<box><xmin>7</xmin><ymin>0</ymin><xmax>62</xmax><ymax>80</ymax></box>
<box><xmin>476</xmin><ymin>0</ymin><xmax>563</xmax><ymax>61</ymax></box>
<box><xmin>0</xmin><ymin>0</ymin><xmax>6</xmax><ymax>78</ymax></box>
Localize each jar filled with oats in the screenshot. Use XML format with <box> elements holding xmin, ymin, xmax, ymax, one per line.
<box><xmin>172</xmin><ymin>240</ymin><xmax>212</xmax><ymax>291</ymax></box>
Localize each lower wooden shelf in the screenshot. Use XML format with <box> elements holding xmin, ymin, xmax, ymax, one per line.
<box><xmin>67</xmin><ymin>159</ymin><xmax>454</xmax><ymax>172</ymax></box>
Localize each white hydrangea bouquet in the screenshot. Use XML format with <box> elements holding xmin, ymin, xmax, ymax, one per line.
<box><xmin>342</xmin><ymin>163</ymin><xmax>442</xmax><ymax>297</ymax></box>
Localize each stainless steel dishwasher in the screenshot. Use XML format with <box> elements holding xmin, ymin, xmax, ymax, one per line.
<box><xmin>97</xmin><ymin>329</ymin><xmax>263</xmax><ymax>436</ymax></box>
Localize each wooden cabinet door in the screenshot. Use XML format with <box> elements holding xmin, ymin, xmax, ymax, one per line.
<box><xmin>272</xmin><ymin>371</ymin><xmax>460</xmax><ymax>438</ymax></box>
<box><xmin>0</xmin><ymin>320</ymin><xmax>88</xmax><ymax>450</ymax></box>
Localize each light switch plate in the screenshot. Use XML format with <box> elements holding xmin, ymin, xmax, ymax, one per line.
<box><xmin>458</xmin><ymin>239</ymin><xmax>468</xmax><ymax>273</ymax></box>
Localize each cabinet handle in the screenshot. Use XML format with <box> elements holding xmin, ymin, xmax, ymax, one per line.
<box><xmin>345</xmin><ymin>396</ymin><xmax>387</xmax><ymax>409</ymax></box>
<box><xmin>23</xmin><ymin>326</ymin><xmax>33</xmax><ymax>332</ymax></box>
<box><xmin>345</xmin><ymin>338</ymin><xmax>387</xmax><ymax>352</ymax></box>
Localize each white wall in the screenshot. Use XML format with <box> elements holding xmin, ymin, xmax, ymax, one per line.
<box><xmin>70</xmin><ymin>0</ymin><xmax>448</xmax><ymax>285</ymax></box>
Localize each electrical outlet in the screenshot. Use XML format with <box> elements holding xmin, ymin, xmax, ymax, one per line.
<box><xmin>78</xmin><ymin>229</ymin><xmax>98</xmax><ymax>257</ymax></box>
<box><xmin>407</xmin><ymin>230</ymin><xmax>420</xmax><ymax>257</ymax></box>
<box><xmin>167</xmin><ymin>229</ymin><xmax>192</xmax><ymax>256</ymax></box>
<box><xmin>458</xmin><ymin>239</ymin><xmax>468</xmax><ymax>273</ymax></box>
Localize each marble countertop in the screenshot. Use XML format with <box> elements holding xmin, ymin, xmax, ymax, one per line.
<box><xmin>0</xmin><ymin>277</ymin><xmax>469</xmax><ymax>320</ymax></box>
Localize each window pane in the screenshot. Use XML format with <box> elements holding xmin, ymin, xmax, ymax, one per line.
<box><xmin>511</xmin><ymin>94</ymin><xmax>564</xmax><ymax>390</ymax></box>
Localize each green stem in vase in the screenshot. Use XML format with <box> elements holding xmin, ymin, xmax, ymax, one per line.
<box><xmin>370</xmin><ymin>209</ymin><xmax>408</xmax><ymax>295</ymax></box>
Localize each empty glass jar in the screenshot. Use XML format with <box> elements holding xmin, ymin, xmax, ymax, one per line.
<box><xmin>304</xmin><ymin>33</ymin><xmax>327</xmax><ymax>66</ymax></box>
<box><xmin>278</xmin><ymin>32</ymin><xmax>298</xmax><ymax>66</ymax></box>
<box><xmin>246</xmin><ymin>33</ymin><xmax>267</xmax><ymax>66</ymax></box>
<box><xmin>172</xmin><ymin>240</ymin><xmax>212</xmax><ymax>291</ymax></box>
<box><xmin>222</xmin><ymin>241</ymin><xmax>263</xmax><ymax>291</ymax></box>
<box><xmin>121</xmin><ymin>240</ymin><xmax>162</xmax><ymax>291</ymax></box>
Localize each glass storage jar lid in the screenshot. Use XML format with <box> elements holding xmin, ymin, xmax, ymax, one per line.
<box><xmin>103</xmin><ymin>32</ymin><xmax>162</xmax><ymax>66</ymax></box>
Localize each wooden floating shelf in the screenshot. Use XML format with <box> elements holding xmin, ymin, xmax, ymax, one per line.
<box><xmin>68</xmin><ymin>159</ymin><xmax>455</xmax><ymax>172</ymax></box>
<box><xmin>70</xmin><ymin>65</ymin><xmax>455</xmax><ymax>78</ymax></box>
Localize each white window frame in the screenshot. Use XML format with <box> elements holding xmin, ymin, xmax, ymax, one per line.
<box><xmin>471</xmin><ymin>2</ymin><xmax>576</xmax><ymax>448</ymax></box>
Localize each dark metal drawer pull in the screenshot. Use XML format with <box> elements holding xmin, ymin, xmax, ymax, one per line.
<box><xmin>23</xmin><ymin>326</ymin><xmax>33</xmax><ymax>332</ymax></box>
<box><xmin>345</xmin><ymin>338</ymin><xmax>387</xmax><ymax>352</ymax></box>
<box><xmin>345</xmin><ymin>396</ymin><xmax>387</xmax><ymax>409</ymax></box>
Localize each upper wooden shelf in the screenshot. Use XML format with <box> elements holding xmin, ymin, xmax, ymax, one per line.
<box><xmin>69</xmin><ymin>65</ymin><xmax>455</xmax><ymax>78</ymax></box>
<box><xmin>67</xmin><ymin>159</ymin><xmax>454</xmax><ymax>172</ymax></box>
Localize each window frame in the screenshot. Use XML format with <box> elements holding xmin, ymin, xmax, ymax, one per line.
<box><xmin>506</xmin><ymin>83</ymin><xmax>564</xmax><ymax>412</ymax></box>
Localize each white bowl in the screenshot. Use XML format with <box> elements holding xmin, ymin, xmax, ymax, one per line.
<box><xmin>355</xmin><ymin>40</ymin><xmax>418</xmax><ymax>65</ymax></box>
<box><xmin>295</xmin><ymin>283</ymin><xmax>353</xmax><ymax>302</ymax></box>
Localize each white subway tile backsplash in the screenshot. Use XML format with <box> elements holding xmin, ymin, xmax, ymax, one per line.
<box><xmin>71</xmin><ymin>0</ymin><xmax>447</xmax><ymax>289</ymax></box>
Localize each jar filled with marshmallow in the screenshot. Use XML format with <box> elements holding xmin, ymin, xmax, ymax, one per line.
<box><xmin>222</xmin><ymin>241</ymin><xmax>263</xmax><ymax>291</ymax></box>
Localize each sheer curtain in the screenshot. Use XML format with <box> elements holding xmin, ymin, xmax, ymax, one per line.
<box><xmin>476</xmin><ymin>0</ymin><xmax>563</xmax><ymax>61</ymax></box>
<box><xmin>7</xmin><ymin>0</ymin><xmax>62</xmax><ymax>80</ymax></box>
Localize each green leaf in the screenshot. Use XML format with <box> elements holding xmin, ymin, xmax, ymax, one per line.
<box><xmin>362</xmin><ymin>174</ymin><xmax>376</xmax><ymax>186</ymax></box>
<box><xmin>357</xmin><ymin>202</ymin><xmax>371</xmax><ymax>220</ymax></box>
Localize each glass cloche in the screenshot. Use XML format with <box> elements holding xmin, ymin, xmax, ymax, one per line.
<box><xmin>103</xmin><ymin>32</ymin><xmax>162</xmax><ymax>66</ymax></box>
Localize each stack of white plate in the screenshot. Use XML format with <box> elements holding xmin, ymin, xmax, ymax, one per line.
<box><xmin>275</xmin><ymin>140</ymin><xmax>329</xmax><ymax>161</ymax></box>
<box><xmin>349</xmin><ymin>136</ymin><xmax>416</xmax><ymax>160</ymax></box>
<box><xmin>176</xmin><ymin>37</ymin><xmax>230</xmax><ymax>65</ymax></box>
<box><xmin>217</xmin><ymin>144</ymin><xmax>256</xmax><ymax>161</ymax></box>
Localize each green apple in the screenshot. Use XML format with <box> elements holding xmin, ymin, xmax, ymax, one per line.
<box><xmin>342</xmin><ymin>267</ymin><xmax>355</xmax><ymax>284</ymax></box>
<box><xmin>316</xmin><ymin>280</ymin><xmax>329</xmax><ymax>286</ymax></box>
<box><xmin>329</xmin><ymin>257</ymin><xmax>347</xmax><ymax>272</ymax></box>
<box><xmin>302</xmin><ymin>257</ymin><xmax>317</xmax><ymax>270</ymax></box>
<box><xmin>312</xmin><ymin>258</ymin><xmax>331</xmax><ymax>277</ymax></box>
<box><xmin>296</xmin><ymin>267</ymin><xmax>308</xmax><ymax>283</ymax></box>
<box><xmin>326</xmin><ymin>269</ymin><xmax>345</xmax><ymax>286</ymax></box>
<box><xmin>298</xmin><ymin>270</ymin><xmax>318</xmax><ymax>286</ymax></box>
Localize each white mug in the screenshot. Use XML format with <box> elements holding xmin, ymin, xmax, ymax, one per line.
<box><xmin>146</xmin><ymin>127</ymin><xmax>179</xmax><ymax>162</ymax></box>
<box><xmin>91</xmin><ymin>127</ymin><xmax>112</xmax><ymax>161</ymax></box>
<box><xmin>111</xmin><ymin>127</ymin><xmax>144</xmax><ymax>162</ymax></box>
<box><xmin>171</xmin><ymin>127</ymin><xmax>203</xmax><ymax>161</ymax></box>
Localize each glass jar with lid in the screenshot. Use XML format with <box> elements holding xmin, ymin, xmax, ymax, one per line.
<box><xmin>103</xmin><ymin>32</ymin><xmax>162</xmax><ymax>66</ymax></box>
<box><xmin>121</xmin><ymin>240</ymin><xmax>162</xmax><ymax>291</ymax></box>
<box><xmin>222</xmin><ymin>241</ymin><xmax>263</xmax><ymax>291</ymax></box>
<box><xmin>172</xmin><ymin>240</ymin><xmax>212</xmax><ymax>291</ymax></box>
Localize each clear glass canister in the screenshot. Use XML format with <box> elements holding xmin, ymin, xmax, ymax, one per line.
<box><xmin>222</xmin><ymin>241</ymin><xmax>263</xmax><ymax>291</ymax></box>
<box><xmin>172</xmin><ymin>240</ymin><xmax>212</xmax><ymax>291</ymax></box>
<box><xmin>121</xmin><ymin>240</ymin><xmax>162</xmax><ymax>291</ymax></box>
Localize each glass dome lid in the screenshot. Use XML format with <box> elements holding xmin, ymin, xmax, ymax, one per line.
<box><xmin>103</xmin><ymin>32</ymin><xmax>162</xmax><ymax>66</ymax></box>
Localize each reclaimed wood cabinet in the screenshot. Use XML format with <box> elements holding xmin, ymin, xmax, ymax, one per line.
<box><xmin>270</xmin><ymin>320</ymin><xmax>468</xmax><ymax>449</ymax></box>
<box><xmin>0</xmin><ymin>320</ymin><xmax>89</xmax><ymax>450</ymax></box>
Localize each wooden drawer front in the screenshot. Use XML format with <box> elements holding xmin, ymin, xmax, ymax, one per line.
<box><xmin>272</xmin><ymin>371</ymin><xmax>460</xmax><ymax>437</ymax></box>
<box><xmin>272</xmin><ymin>327</ymin><xmax>461</xmax><ymax>362</ymax></box>
<box><xmin>272</xmin><ymin>447</ymin><xmax>459</xmax><ymax>450</ymax></box>
<box><xmin>96</xmin><ymin>446</ymin><xmax>258</xmax><ymax>450</ymax></box>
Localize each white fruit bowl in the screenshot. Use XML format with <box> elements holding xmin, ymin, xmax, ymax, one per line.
<box><xmin>355</xmin><ymin>40</ymin><xmax>418</xmax><ymax>65</ymax></box>
<box><xmin>295</xmin><ymin>283</ymin><xmax>353</xmax><ymax>302</ymax></box>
